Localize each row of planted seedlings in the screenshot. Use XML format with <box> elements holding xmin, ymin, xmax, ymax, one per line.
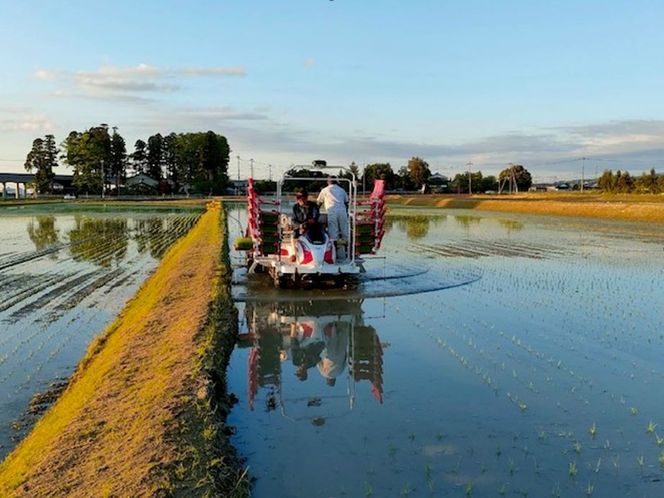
<box><xmin>0</xmin><ymin>213</ymin><xmax>200</xmax><ymax>306</ymax></box>
<box><xmin>0</xmin><ymin>214</ymin><xmax>202</xmax><ymax>409</ymax></box>
<box><xmin>0</xmin><ymin>213</ymin><xmax>200</xmax><ymax>326</ymax></box>
<box><xmin>0</xmin><ymin>214</ymin><xmax>201</xmax><ymax>362</ymax></box>
<box><xmin>394</xmin><ymin>293</ymin><xmax>647</xmax><ymax>497</ymax></box>
<box><xmin>388</xmin><ymin>252</ymin><xmax>663</xmax><ymax>495</ymax></box>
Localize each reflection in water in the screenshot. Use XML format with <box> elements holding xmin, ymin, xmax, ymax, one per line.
<box><xmin>454</xmin><ymin>214</ymin><xmax>481</xmax><ymax>226</ymax></box>
<box><xmin>68</xmin><ymin>216</ymin><xmax>129</xmax><ymax>268</ymax></box>
<box><xmin>134</xmin><ymin>218</ymin><xmax>169</xmax><ymax>259</ymax></box>
<box><xmin>241</xmin><ymin>299</ymin><xmax>383</xmax><ymax>417</ymax></box>
<box><xmin>386</xmin><ymin>214</ymin><xmax>447</xmax><ymax>241</ymax></box>
<box><xmin>498</xmin><ymin>218</ymin><xmax>525</xmax><ymax>233</ymax></box>
<box><xmin>27</xmin><ymin>216</ymin><xmax>59</xmax><ymax>252</ymax></box>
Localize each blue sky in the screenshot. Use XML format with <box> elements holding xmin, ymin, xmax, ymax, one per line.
<box><xmin>1</xmin><ymin>0</ymin><xmax>664</xmax><ymax>181</ymax></box>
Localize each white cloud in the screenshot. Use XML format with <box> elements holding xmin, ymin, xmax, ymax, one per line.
<box><xmin>0</xmin><ymin>114</ymin><xmax>54</xmax><ymax>133</ymax></box>
<box><xmin>304</xmin><ymin>58</ymin><xmax>316</xmax><ymax>68</ymax></box>
<box><xmin>33</xmin><ymin>63</ymin><xmax>247</xmax><ymax>101</ymax></box>
<box><xmin>34</xmin><ymin>69</ymin><xmax>59</xmax><ymax>80</ymax></box>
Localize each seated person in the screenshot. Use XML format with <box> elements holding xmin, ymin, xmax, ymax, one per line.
<box><xmin>292</xmin><ymin>190</ymin><xmax>323</xmax><ymax>241</ymax></box>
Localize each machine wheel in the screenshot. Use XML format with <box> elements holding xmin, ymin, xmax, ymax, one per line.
<box><xmin>342</xmin><ymin>274</ymin><xmax>360</xmax><ymax>290</ymax></box>
<box><xmin>273</xmin><ymin>272</ymin><xmax>288</xmax><ymax>289</ymax></box>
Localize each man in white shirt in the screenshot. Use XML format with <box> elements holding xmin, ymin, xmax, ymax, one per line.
<box><xmin>317</xmin><ymin>177</ymin><xmax>349</xmax><ymax>243</ymax></box>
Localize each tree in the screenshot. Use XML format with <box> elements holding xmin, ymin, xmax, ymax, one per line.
<box><xmin>363</xmin><ymin>163</ymin><xmax>395</xmax><ymax>190</ymax></box>
<box><xmin>169</xmin><ymin>131</ymin><xmax>229</xmax><ymax>194</ymax></box>
<box><xmin>147</xmin><ymin>133</ymin><xmax>164</xmax><ymax>180</ymax></box>
<box><xmin>598</xmin><ymin>169</ymin><xmax>617</xmax><ymax>192</ymax></box>
<box><xmin>109</xmin><ymin>128</ymin><xmax>127</xmax><ymax>192</ymax></box>
<box><xmin>499</xmin><ymin>164</ymin><xmax>532</xmax><ymax>192</ymax></box>
<box><xmin>396</xmin><ymin>166</ymin><xmax>415</xmax><ymax>190</ymax></box>
<box><xmin>62</xmin><ymin>125</ymin><xmax>112</xmax><ymax>194</ymax></box>
<box><xmin>24</xmin><ymin>134</ymin><xmax>58</xmax><ymax>194</ymax></box>
<box><xmin>163</xmin><ymin>132</ymin><xmax>179</xmax><ymax>190</ymax></box>
<box><xmin>615</xmin><ymin>170</ymin><xmax>634</xmax><ymax>193</ymax></box>
<box><xmin>131</xmin><ymin>139</ymin><xmax>148</xmax><ymax>176</ymax></box>
<box><xmin>407</xmin><ymin>156</ymin><xmax>431</xmax><ymax>188</ymax></box>
<box><xmin>635</xmin><ymin>168</ymin><xmax>659</xmax><ymax>193</ymax></box>
<box><xmin>451</xmin><ymin>171</ymin><xmax>489</xmax><ymax>194</ymax></box>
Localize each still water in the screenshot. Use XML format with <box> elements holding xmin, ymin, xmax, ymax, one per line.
<box><xmin>228</xmin><ymin>205</ymin><xmax>664</xmax><ymax>497</ymax></box>
<box><xmin>0</xmin><ymin>204</ymin><xmax>201</xmax><ymax>458</ymax></box>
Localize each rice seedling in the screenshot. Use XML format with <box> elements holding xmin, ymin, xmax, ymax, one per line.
<box><xmin>551</xmin><ymin>482</ymin><xmax>561</xmax><ymax>497</ymax></box>
<box><xmin>589</xmin><ymin>422</ymin><xmax>597</xmax><ymax>438</ymax></box>
<box><xmin>656</xmin><ymin>433</ymin><xmax>664</xmax><ymax>447</ymax></box>
<box><xmin>464</xmin><ymin>482</ymin><xmax>474</xmax><ymax>496</ymax></box>
<box><xmin>646</xmin><ymin>421</ymin><xmax>657</xmax><ymax>434</ymax></box>
<box><xmin>364</xmin><ymin>482</ymin><xmax>373</xmax><ymax>497</ymax></box>
<box><xmin>659</xmin><ymin>451</ymin><xmax>664</xmax><ymax>467</ymax></box>
<box><xmin>585</xmin><ymin>483</ymin><xmax>594</xmax><ymax>496</ymax></box>
<box><xmin>568</xmin><ymin>462</ymin><xmax>577</xmax><ymax>478</ymax></box>
<box><xmin>508</xmin><ymin>458</ymin><xmax>516</xmax><ymax>476</ymax></box>
<box><xmin>574</xmin><ymin>441</ymin><xmax>582</xmax><ymax>454</ymax></box>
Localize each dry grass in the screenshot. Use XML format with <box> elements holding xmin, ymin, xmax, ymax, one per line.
<box><xmin>387</xmin><ymin>193</ymin><xmax>664</xmax><ymax>223</ymax></box>
<box><xmin>0</xmin><ymin>201</ymin><xmax>247</xmax><ymax>497</ymax></box>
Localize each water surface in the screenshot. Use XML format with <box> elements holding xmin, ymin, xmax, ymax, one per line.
<box><xmin>0</xmin><ymin>204</ymin><xmax>201</xmax><ymax>458</ymax></box>
<box><xmin>228</xmin><ymin>205</ymin><xmax>664</xmax><ymax>497</ymax></box>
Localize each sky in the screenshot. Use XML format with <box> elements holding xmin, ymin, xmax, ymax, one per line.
<box><xmin>1</xmin><ymin>0</ymin><xmax>664</xmax><ymax>182</ymax></box>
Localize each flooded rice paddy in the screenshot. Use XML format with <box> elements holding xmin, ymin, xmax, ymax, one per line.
<box><xmin>228</xmin><ymin>205</ymin><xmax>664</xmax><ymax>497</ymax></box>
<box><xmin>0</xmin><ymin>204</ymin><xmax>201</xmax><ymax>458</ymax></box>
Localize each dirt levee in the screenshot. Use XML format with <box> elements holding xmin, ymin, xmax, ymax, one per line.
<box><xmin>388</xmin><ymin>193</ymin><xmax>664</xmax><ymax>223</ymax></box>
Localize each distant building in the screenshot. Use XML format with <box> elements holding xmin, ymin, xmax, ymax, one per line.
<box><xmin>427</xmin><ymin>172</ymin><xmax>449</xmax><ymax>192</ymax></box>
<box><xmin>126</xmin><ymin>173</ymin><xmax>159</xmax><ymax>189</ymax></box>
<box><xmin>230</xmin><ymin>179</ymin><xmax>248</xmax><ymax>195</ymax></box>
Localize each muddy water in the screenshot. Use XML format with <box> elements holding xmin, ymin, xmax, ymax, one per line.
<box><xmin>0</xmin><ymin>204</ymin><xmax>201</xmax><ymax>458</ymax></box>
<box><xmin>227</xmin><ymin>205</ymin><xmax>664</xmax><ymax>498</ymax></box>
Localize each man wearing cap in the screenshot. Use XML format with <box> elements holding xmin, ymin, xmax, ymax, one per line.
<box><xmin>292</xmin><ymin>190</ymin><xmax>321</xmax><ymax>239</ymax></box>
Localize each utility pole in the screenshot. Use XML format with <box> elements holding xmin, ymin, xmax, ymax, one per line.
<box><xmin>250</xmin><ymin>158</ymin><xmax>254</xmax><ymax>179</ymax></box>
<box><xmin>581</xmin><ymin>157</ymin><xmax>587</xmax><ymax>192</ymax></box>
<box><xmin>236</xmin><ymin>155</ymin><xmax>240</xmax><ymax>181</ymax></box>
<box><xmin>101</xmin><ymin>159</ymin><xmax>105</xmax><ymax>199</ymax></box>
<box><xmin>466</xmin><ymin>161</ymin><xmax>473</xmax><ymax>195</ymax></box>
<box><xmin>268</xmin><ymin>164</ymin><xmax>272</xmax><ymax>182</ymax></box>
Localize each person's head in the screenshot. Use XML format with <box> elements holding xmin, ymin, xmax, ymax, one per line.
<box><xmin>295</xmin><ymin>190</ymin><xmax>308</xmax><ymax>204</ymax></box>
<box><xmin>327</xmin><ymin>176</ymin><xmax>337</xmax><ymax>186</ymax></box>
<box><xmin>296</xmin><ymin>364</ymin><xmax>308</xmax><ymax>381</ymax></box>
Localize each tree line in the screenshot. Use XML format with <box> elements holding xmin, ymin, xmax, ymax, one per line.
<box><xmin>597</xmin><ymin>169</ymin><xmax>664</xmax><ymax>194</ymax></box>
<box><xmin>359</xmin><ymin>160</ymin><xmax>533</xmax><ymax>193</ymax></box>
<box><xmin>24</xmin><ymin>124</ymin><xmax>230</xmax><ymax>194</ymax></box>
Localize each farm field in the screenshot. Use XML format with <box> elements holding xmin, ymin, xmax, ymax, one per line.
<box><xmin>0</xmin><ymin>204</ymin><xmax>202</xmax><ymax>458</ymax></box>
<box><xmin>228</xmin><ymin>204</ymin><xmax>664</xmax><ymax>497</ymax></box>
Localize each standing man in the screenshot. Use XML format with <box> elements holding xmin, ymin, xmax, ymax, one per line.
<box><xmin>317</xmin><ymin>177</ymin><xmax>349</xmax><ymax>244</ymax></box>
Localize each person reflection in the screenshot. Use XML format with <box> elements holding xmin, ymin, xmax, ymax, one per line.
<box><xmin>290</xmin><ymin>321</ymin><xmax>325</xmax><ymax>381</ymax></box>
<box><xmin>244</xmin><ymin>299</ymin><xmax>384</xmax><ymax>411</ymax></box>
<box><xmin>317</xmin><ymin>322</ymin><xmax>350</xmax><ymax>387</ymax></box>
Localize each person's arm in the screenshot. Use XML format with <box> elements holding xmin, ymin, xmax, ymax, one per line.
<box><xmin>292</xmin><ymin>204</ymin><xmax>302</xmax><ymax>224</ymax></box>
<box><xmin>317</xmin><ymin>189</ymin><xmax>325</xmax><ymax>207</ymax></box>
<box><xmin>307</xmin><ymin>203</ymin><xmax>320</xmax><ymax>224</ymax></box>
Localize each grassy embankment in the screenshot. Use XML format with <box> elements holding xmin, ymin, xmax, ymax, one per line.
<box><xmin>387</xmin><ymin>192</ymin><xmax>664</xmax><ymax>223</ymax></box>
<box><xmin>0</xmin><ymin>201</ymin><xmax>249</xmax><ymax>497</ymax></box>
